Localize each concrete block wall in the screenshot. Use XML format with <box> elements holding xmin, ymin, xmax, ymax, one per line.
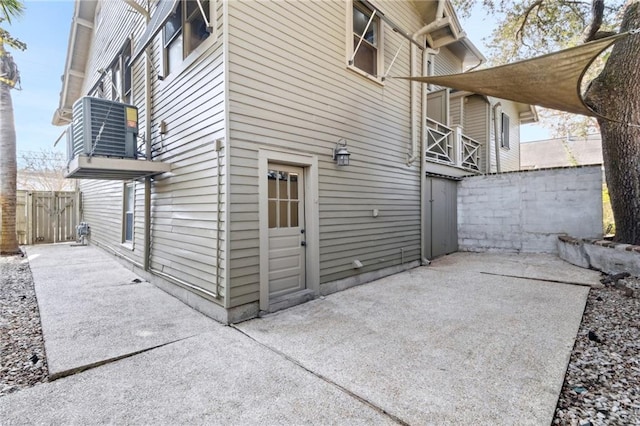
<box><xmin>458</xmin><ymin>166</ymin><xmax>603</xmax><ymax>253</ymax></box>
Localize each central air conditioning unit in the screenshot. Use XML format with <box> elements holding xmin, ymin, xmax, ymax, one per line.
<box><xmin>68</xmin><ymin>97</ymin><xmax>139</xmax><ymax>161</ymax></box>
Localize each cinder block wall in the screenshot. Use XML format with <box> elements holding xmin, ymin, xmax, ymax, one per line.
<box><xmin>458</xmin><ymin>166</ymin><xmax>603</xmax><ymax>253</ymax></box>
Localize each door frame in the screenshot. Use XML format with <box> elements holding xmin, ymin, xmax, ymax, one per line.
<box><xmin>258</xmin><ymin>149</ymin><xmax>319</xmax><ymax>311</ymax></box>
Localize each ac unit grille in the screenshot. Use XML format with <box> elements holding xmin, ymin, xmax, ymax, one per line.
<box><xmin>69</xmin><ymin>97</ymin><xmax>138</xmax><ymax>160</ymax></box>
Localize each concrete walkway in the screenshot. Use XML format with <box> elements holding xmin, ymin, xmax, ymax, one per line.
<box><xmin>0</xmin><ymin>245</ymin><xmax>601</xmax><ymax>424</ymax></box>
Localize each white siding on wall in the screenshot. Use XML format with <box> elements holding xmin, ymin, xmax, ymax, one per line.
<box><xmin>464</xmin><ymin>96</ymin><xmax>489</xmax><ymax>172</ymax></box>
<box><xmin>227</xmin><ymin>0</ymin><xmax>423</xmax><ymax>306</ymax></box>
<box><xmin>434</xmin><ymin>47</ymin><xmax>461</xmax><ymax>76</ymax></box>
<box><xmin>498</xmin><ymin>101</ymin><xmax>521</xmax><ymax>172</ymax></box>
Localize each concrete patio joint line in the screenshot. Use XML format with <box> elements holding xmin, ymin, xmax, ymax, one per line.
<box><xmin>229</xmin><ymin>325</ymin><xmax>410</xmax><ymax>426</ymax></box>
<box><xmin>49</xmin><ymin>334</ymin><xmax>200</xmax><ymax>381</ymax></box>
<box><xmin>479</xmin><ymin>271</ymin><xmax>602</xmax><ymax>288</ymax></box>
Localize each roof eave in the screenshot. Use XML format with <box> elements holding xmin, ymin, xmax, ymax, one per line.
<box><xmin>52</xmin><ymin>0</ymin><xmax>97</xmax><ymax>126</ymax></box>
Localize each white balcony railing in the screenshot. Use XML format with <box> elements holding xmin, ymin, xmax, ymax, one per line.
<box><xmin>426</xmin><ymin>118</ymin><xmax>481</xmax><ymax>172</ymax></box>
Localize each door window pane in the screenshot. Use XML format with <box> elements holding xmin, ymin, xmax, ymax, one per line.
<box><xmin>268</xmin><ymin>200</ymin><xmax>277</xmax><ymax>228</ymax></box>
<box><xmin>290</xmin><ymin>201</ymin><xmax>299</xmax><ymax>227</ymax></box>
<box><xmin>279</xmin><ymin>201</ymin><xmax>289</xmax><ymax>228</ymax></box>
<box><xmin>268</xmin><ymin>170</ymin><xmax>277</xmax><ymax>198</ymax></box>
<box><xmin>279</xmin><ymin>172</ymin><xmax>288</xmax><ymax>199</ymax></box>
<box><xmin>290</xmin><ymin>173</ymin><xmax>298</xmax><ymax>200</ymax></box>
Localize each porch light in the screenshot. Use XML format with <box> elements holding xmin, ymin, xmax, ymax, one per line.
<box><xmin>333</xmin><ymin>139</ymin><xmax>351</xmax><ymax>166</ymax></box>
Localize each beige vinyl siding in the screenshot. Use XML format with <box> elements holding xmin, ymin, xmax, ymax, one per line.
<box><xmin>464</xmin><ymin>95</ymin><xmax>489</xmax><ymax>173</ymax></box>
<box><xmin>146</xmin><ymin>1</ymin><xmax>226</xmax><ymax>300</ymax></box>
<box><xmin>226</xmin><ymin>0</ymin><xmax>422</xmax><ymax>306</ymax></box>
<box><xmin>77</xmin><ymin>0</ymin><xmax>227</xmax><ymax>302</ymax></box>
<box><xmin>450</xmin><ymin>95</ymin><xmax>462</xmax><ymax>126</ymax></box>
<box><xmin>498</xmin><ymin>101</ymin><xmax>521</xmax><ymax>171</ymax></box>
<box><xmin>433</xmin><ymin>46</ymin><xmax>461</xmax><ymax>76</ymax></box>
<box><xmin>77</xmin><ymin>2</ymin><xmax>146</xmax><ymax>263</ymax></box>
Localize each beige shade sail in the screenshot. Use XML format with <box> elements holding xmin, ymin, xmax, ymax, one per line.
<box><xmin>398</xmin><ymin>33</ymin><xmax>631</xmax><ymax>117</ymax></box>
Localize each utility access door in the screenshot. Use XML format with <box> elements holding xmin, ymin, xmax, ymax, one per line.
<box><xmin>267</xmin><ymin>165</ymin><xmax>306</xmax><ymax>299</ymax></box>
<box><xmin>425</xmin><ymin>177</ymin><xmax>458</xmax><ymax>259</ymax></box>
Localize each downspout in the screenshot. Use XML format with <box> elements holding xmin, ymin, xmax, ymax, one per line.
<box><xmin>143</xmin><ymin>11</ymin><xmax>152</xmax><ymax>272</ymax></box>
<box><xmin>492</xmin><ymin>102</ymin><xmax>502</xmax><ymax>173</ymax></box>
<box><xmin>407</xmin><ymin>0</ymin><xmax>444</xmax><ymax>166</ymax></box>
<box><xmin>411</xmin><ymin>0</ymin><xmax>445</xmax><ymax>264</ymax></box>
<box><xmin>420</xmin><ymin>44</ymin><xmax>431</xmax><ymax>266</ymax></box>
<box><xmin>406</xmin><ymin>42</ymin><xmax>419</xmax><ymax>165</ymax></box>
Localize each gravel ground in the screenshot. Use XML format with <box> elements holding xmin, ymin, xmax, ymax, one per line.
<box><xmin>1</xmin><ymin>253</ymin><xmax>639</xmax><ymax>426</ymax></box>
<box><xmin>553</xmin><ymin>276</ymin><xmax>640</xmax><ymax>425</ymax></box>
<box><xmin>0</xmin><ymin>253</ymin><xmax>48</xmax><ymax>397</ymax></box>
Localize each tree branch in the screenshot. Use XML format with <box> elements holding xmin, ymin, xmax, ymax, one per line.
<box><xmin>516</xmin><ymin>0</ymin><xmax>544</xmax><ymax>41</ymax></box>
<box><xmin>584</xmin><ymin>0</ymin><xmax>606</xmax><ymax>41</ymax></box>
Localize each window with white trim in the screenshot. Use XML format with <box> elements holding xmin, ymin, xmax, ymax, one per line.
<box><xmin>163</xmin><ymin>0</ymin><xmax>211</xmax><ymax>76</ymax></box>
<box><xmin>350</xmin><ymin>0</ymin><xmax>381</xmax><ymax>77</ymax></box>
<box><xmin>123</xmin><ymin>182</ymin><xmax>135</xmax><ymax>243</ymax></box>
<box><xmin>501</xmin><ymin>112</ymin><xmax>510</xmax><ymax>149</ymax></box>
<box><xmin>89</xmin><ymin>40</ymin><xmax>132</xmax><ymax>104</ymax></box>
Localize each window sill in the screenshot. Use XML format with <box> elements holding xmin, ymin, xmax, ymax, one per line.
<box><xmin>346</xmin><ymin>64</ymin><xmax>385</xmax><ymax>87</ymax></box>
<box><xmin>121</xmin><ymin>242</ymin><xmax>134</xmax><ymax>251</ymax></box>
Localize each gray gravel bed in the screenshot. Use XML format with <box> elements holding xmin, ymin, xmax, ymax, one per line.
<box><xmin>2</xmin><ymin>253</ymin><xmax>639</xmax><ymax>426</ymax></box>
<box><xmin>554</xmin><ymin>276</ymin><xmax>640</xmax><ymax>425</ymax></box>
<box><xmin>0</xmin><ymin>254</ymin><xmax>48</xmax><ymax>397</ymax></box>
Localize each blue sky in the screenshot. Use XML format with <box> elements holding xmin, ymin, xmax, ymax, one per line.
<box><xmin>8</xmin><ymin>0</ymin><xmax>74</xmax><ymax>158</ymax></box>
<box><xmin>5</xmin><ymin>0</ymin><xmax>548</xmax><ymax>160</ymax></box>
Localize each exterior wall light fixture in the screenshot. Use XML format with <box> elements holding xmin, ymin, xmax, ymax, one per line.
<box><xmin>333</xmin><ymin>138</ymin><xmax>351</xmax><ymax>166</ymax></box>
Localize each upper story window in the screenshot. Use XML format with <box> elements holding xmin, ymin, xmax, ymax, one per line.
<box><xmin>350</xmin><ymin>1</ymin><xmax>381</xmax><ymax>78</ymax></box>
<box><xmin>501</xmin><ymin>112</ymin><xmax>511</xmax><ymax>149</ymax></box>
<box><xmin>89</xmin><ymin>40</ymin><xmax>132</xmax><ymax>104</ymax></box>
<box><xmin>163</xmin><ymin>0</ymin><xmax>211</xmax><ymax>76</ymax></box>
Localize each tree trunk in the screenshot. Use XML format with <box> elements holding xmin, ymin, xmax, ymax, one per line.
<box><xmin>0</xmin><ymin>44</ymin><xmax>20</xmax><ymax>255</ymax></box>
<box><xmin>586</xmin><ymin>0</ymin><xmax>640</xmax><ymax>245</ymax></box>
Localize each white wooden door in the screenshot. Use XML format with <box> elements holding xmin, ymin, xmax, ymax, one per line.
<box><xmin>267</xmin><ymin>165</ymin><xmax>306</xmax><ymax>299</ymax></box>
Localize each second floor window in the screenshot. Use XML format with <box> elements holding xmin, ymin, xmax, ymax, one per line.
<box><xmin>501</xmin><ymin>112</ymin><xmax>510</xmax><ymax>149</ymax></box>
<box><xmin>90</xmin><ymin>41</ymin><xmax>132</xmax><ymax>104</ymax></box>
<box><xmin>163</xmin><ymin>0</ymin><xmax>211</xmax><ymax>76</ymax></box>
<box><xmin>352</xmin><ymin>1</ymin><xmax>379</xmax><ymax>77</ymax></box>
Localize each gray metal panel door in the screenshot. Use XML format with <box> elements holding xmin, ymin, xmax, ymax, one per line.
<box><xmin>426</xmin><ymin>177</ymin><xmax>458</xmax><ymax>259</ymax></box>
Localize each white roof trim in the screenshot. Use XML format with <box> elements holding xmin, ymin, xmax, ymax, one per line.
<box><xmin>52</xmin><ymin>1</ymin><xmax>97</xmax><ymax>126</ymax></box>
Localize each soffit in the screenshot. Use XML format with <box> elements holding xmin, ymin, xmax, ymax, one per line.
<box><xmin>52</xmin><ymin>0</ymin><xmax>98</xmax><ymax>126</ymax></box>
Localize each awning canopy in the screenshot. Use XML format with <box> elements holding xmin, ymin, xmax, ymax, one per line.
<box><xmin>398</xmin><ymin>33</ymin><xmax>631</xmax><ymax>118</ymax></box>
<box><xmin>131</xmin><ymin>0</ymin><xmax>179</xmax><ymax>62</ymax></box>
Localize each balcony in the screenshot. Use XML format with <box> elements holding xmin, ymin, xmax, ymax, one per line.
<box><xmin>426</xmin><ymin>118</ymin><xmax>481</xmax><ymax>173</ymax></box>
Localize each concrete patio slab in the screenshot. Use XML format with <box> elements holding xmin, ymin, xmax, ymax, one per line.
<box><xmin>3</xmin><ymin>244</ymin><xmax>595</xmax><ymax>424</ymax></box>
<box><xmin>237</xmin><ymin>257</ymin><xmax>593</xmax><ymax>425</ymax></box>
<box><xmin>25</xmin><ymin>244</ymin><xmax>216</xmax><ymax>379</ymax></box>
<box><xmin>0</xmin><ymin>330</ymin><xmax>393</xmax><ymax>424</ymax></box>
<box><xmin>430</xmin><ymin>251</ymin><xmax>602</xmax><ymax>286</ymax></box>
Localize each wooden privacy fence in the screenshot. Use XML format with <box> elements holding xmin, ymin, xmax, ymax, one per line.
<box><xmin>16</xmin><ymin>190</ymin><xmax>80</xmax><ymax>245</ymax></box>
